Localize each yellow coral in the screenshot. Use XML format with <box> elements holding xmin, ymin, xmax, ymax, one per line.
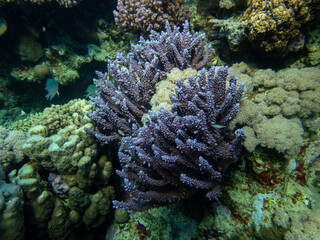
<box><xmin>5</xmin><ymin>99</ymin><xmax>93</xmax><ymax>136</ymax></box>
<box><xmin>242</xmin><ymin>0</ymin><xmax>313</xmax><ymax>54</ymax></box>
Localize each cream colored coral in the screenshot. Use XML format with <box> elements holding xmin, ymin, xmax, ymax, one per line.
<box><xmin>149</xmin><ymin>68</ymin><xmax>198</xmax><ymax>113</ymax></box>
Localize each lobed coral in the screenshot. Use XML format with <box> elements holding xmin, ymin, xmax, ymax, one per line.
<box><xmin>15</xmin><ymin>121</ymin><xmax>115</xmax><ymax>239</ymax></box>
<box><xmin>113</xmin><ymin>0</ymin><xmax>191</xmax><ymax>36</ymax></box>
<box><xmin>241</xmin><ymin>0</ymin><xmax>313</xmax><ymax>55</ymax></box>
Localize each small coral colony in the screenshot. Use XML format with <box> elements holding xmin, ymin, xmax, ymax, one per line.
<box><xmin>0</xmin><ymin>0</ymin><xmax>320</xmax><ymax>240</ymax></box>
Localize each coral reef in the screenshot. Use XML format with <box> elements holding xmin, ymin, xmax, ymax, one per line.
<box><xmin>229</xmin><ymin>63</ymin><xmax>320</xmax><ymax>159</ymax></box>
<box><xmin>88</xmin><ymin>20</ymin><xmax>245</xmax><ymax>211</ymax></box>
<box><xmin>106</xmin><ymin>204</ymin><xmax>198</xmax><ymax>239</ymax></box>
<box><xmin>196</xmin><ymin>158</ymin><xmax>320</xmax><ymax>239</ymax></box>
<box><xmin>113</xmin><ymin>0</ymin><xmax>191</xmax><ymax>36</ymax></box>
<box><xmin>8</xmin><ymin>156</ymin><xmax>114</xmax><ymax>240</ymax></box>
<box><xmin>241</xmin><ymin>0</ymin><xmax>313</xmax><ymax>55</ymax></box>
<box><xmin>193</xmin><ymin>0</ymin><xmax>319</xmax><ymax>58</ymax></box>
<box><xmin>304</xmin><ymin>25</ymin><xmax>320</xmax><ymax>66</ymax></box>
<box><xmin>11</xmin><ymin>43</ymin><xmax>109</xmax><ymax>85</ymax></box>
<box><xmin>87</xmin><ymin>20</ymin><xmax>212</xmax><ymax>144</ymax></box>
<box><xmin>114</xmin><ymin>66</ymin><xmax>245</xmax><ymax>210</ymax></box>
<box><xmin>9</xmin><ymin>122</ymin><xmax>115</xmax><ymax>239</ymax></box>
<box><xmin>0</xmin><ymin>98</ymin><xmax>115</xmax><ymax>239</ymax></box>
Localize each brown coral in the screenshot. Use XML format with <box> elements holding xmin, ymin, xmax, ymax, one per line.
<box><xmin>242</xmin><ymin>0</ymin><xmax>313</xmax><ymax>55</ymax></box>
<box><xmin>113</xmin><ymin>0</ymin><xmax>191</xmax><ymax>36</ymax></box>
<box><xmin>0</xmin><ymin>0</ymin><xmax>80</xmax><ymax>7</ymax></box>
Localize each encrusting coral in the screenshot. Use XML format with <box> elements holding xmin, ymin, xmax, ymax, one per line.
<box><xmin>7</xmin><ymin>99</ymin><xmax>93</xmax><ymax>135</ymax></box>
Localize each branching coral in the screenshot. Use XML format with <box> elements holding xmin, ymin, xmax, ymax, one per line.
<box><xmin>113</xmin><ymin>0</ymin><xmax>191</xmax><ymax>36</ymax></box>
<box><xmin>86</xmin><ymin>21</ymin><xmax>212</xmax><ymax>144</ymax></box>
<box><xmin>88</xmin><ymin>21</ymin><xmax>245</xmax><ymax>211</ymax></box>
<box><xmin>113</xmin><ymin>67</ymin><xmax>245</xmax><ymax>210</ymax></box>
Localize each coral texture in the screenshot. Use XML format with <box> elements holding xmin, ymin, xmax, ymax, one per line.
<box><xmin>87</xmin><ymin>21</ymin><xmax>212</xmax><ymax>144</ymax></box>
<box><xmin>113</xmin><ymin>0</ymin><xmax>191</xmax><ymax>36</ymax></box>
<box><xmin>0</xmin><ymin>127</ymin><xmax>28</xmax><ymax>174</ymax></box>
<box><xmin>18</xmin><ymin>122</ymin><xmax>114</xmax><ymax>238</ymax></box>
<box><xmin>241</xmin><ymin>0</ymin><xmax>313</xmax><ymax>55</ymax></box>
<box><xmin>229</xmin><ymin>63</ymin><xmax>320</xmax><ymax>159</ymax></box>
<box><xmin>113</xmin><ymin>66</ymin><xmax>245</xmax><ymax>210</ymax></box>
<box><xmin>88</xmin><ymin>21</ymin><xmax>245</xmax><ymax>211</ymax></box>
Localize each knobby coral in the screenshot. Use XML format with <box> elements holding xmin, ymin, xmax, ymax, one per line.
<box><xmin>241</xmin><ymin>0</ymin><xmax>313</xmax><ymax>55</ymax></box>
<box><xmin>113</xmin><ymin>67</ymin><xmax>245</xmax><ymax>210</ymax></box>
